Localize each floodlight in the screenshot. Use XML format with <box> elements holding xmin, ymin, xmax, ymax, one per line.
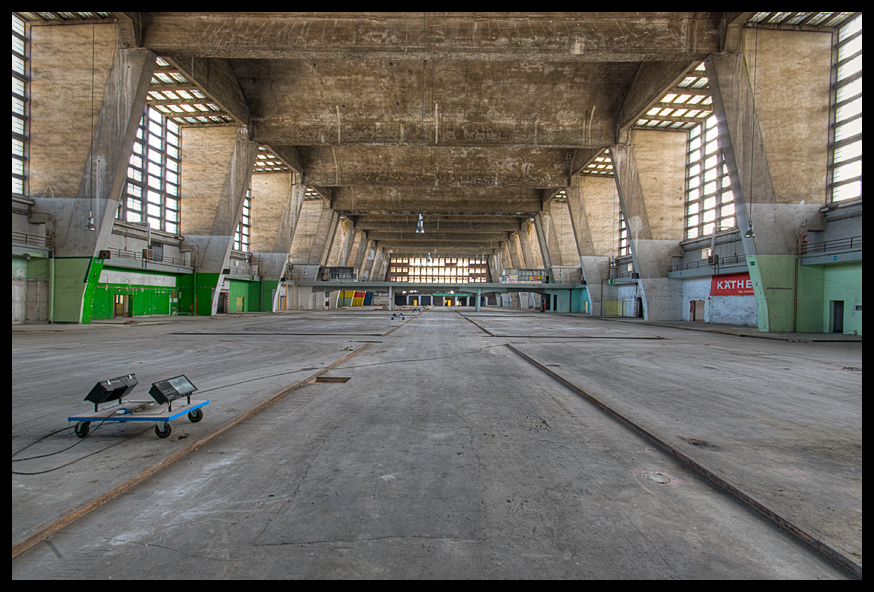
<box><xmin>149</xmin><ymin>375</ymin><xmax>198</xmax><ymax>408</ymax></box>
<box><xmin>84</xmin><ymin>374</ymin><xmax>138</xmax><ymax>411</ymax></box>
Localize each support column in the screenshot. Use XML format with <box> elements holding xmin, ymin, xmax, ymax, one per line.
<box><xmin>610</xmin><ymin>129</ymin><xmax>686</xmax><ymax>321</ymax></box>
<box><xmin>181</xmin><ymin>126</ymin><xmax>258</xmax><ymax>315</ymax></box>
<box><xmin>488</xmin><ymin>249</ymin><xmax>502</xmax><ymax>283</ymax></box>
<box><xmin>566</xmin><ymin>176</ymin><xmax>618</xmax><ymax>315</ymax></box>
<box><xmin>334</xmin><ymin>219</ymin><xmax>357</xmax><ymax>268</ymax></box>
<box><xmin>507</xmin><ymin>233</ymin><xmax>523</xmax><ymax>269</ymax></box>
<box><xmin>309</xmin><ymin>205</ymin><xmax>340</xmax><ymax>267</ymax></box>
<box><xmin>358</xmin><ymin>238</ymin><xmax>375</xmax><ymax>280</ymax></box>
<box><xmin>370</xmin><ymin>247</ymin><xmax>386</xmax><ymax>281</ymax></box>
<box><xmin>29</xmin><ymin>23</ymin><xmax>155</xmax><ymax>323</ymax></box>
<box><xmin>250</xmin><ymin>173</ymin><xmax>305</xmax><ymax>311</ymax></box>
<box><xmin>500</xmin><ymin>240</ymin><xmax>514</xmax><ymax>273</ymax></box>
<box><xmin>706</xmin><ymin>28</ymin><xmax>830</xmax><ymax>332</ymax></box>
<box><xmin>533</xmin><ymin>212</ymin><xmax>555</xmax><ymax>268</ymax></box>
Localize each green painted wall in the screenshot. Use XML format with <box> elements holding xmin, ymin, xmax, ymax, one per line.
<box><xmin>748</xmin><ymin>254</ymin><xmax>797</xmax><ymax>333</ymax></box>
<box><xmin>792</xmin><ymin>260</ymin><xmax>861</xmax><ymax>334</ymax></box>
<box><xmin>260</xmin><ymin>280</ymin><xmax>279</xmax><ymax>312</ymax></box>
<box><xmin>795</xmin><ymin>264</ymin><xmax>824</xmax><ymax>333</ymax></box>
<box><xmin>175</xmin><ymin>273</ymin><xmax>220</xmax><ymax>316</ymax></box>
<box><xmin>571</xmin><ymin>287</ymin><xmax>587</xmax><ymax>313</ymax></box>
<box><xmin>51</xmin><ymin>257</ymin><xmax>102</xmax><ymax>323</ymax></box>
<box><xmin>822</xmin><ymin>261</ymin><xmax>862</xmax><ymax>335</ymax></box>
<box><xmin>91</xmin><ymin>267</ymin><xmax>182</xmax><ymax>320</ymax></box>
<box><xmin>228</xmin><ymin>279</ymin><xmax>247</xmax><ymax>312</ymax></box>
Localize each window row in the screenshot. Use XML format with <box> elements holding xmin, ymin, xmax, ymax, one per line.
<box><xmin>116</xmin><ymin>106</ymin><xmax>182</xmax><ymax>234</ymax></box>
<box><xmin>831</xmin><ymin>14</ymin><xmax>862</xmax><ymax>203</ymax></box>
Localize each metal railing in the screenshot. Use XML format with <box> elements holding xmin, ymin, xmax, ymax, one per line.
<box><xmin>11</xmin><ymin>231</ymin><xmax>52</xmax><ymax>249</ymax></box>
<box><xmin>108</xmin><ymin>247</ymin><xmax>190</xmax><ymax>267</ymax></box>
<box><xmin>671</xmin><ymin>253</ymin><xmax>747</xmax><ymax>272</ymax></box>
<box><xmin>800</xmin><ymin>235</ymin><xmax>862</xmax><ymax>255</ymax></box>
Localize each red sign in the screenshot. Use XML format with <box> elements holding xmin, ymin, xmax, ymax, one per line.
<box><xmin>711</xmin><ymin>272</ymin><xmax>754</xmax><ymax>296</ymax></box>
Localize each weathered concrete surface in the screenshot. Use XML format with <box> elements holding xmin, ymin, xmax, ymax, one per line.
<box><xmin>12</xmin><ymin>309</ymin><xmax>860</xmax><ymax>578</ymax></box>
<box><xmin>464</xmin><ymin>311</ymin><xmax>863</xmax><ymax>575</ymax></box>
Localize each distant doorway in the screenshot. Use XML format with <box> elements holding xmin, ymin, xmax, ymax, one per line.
<box><xmin>830</xmin><ymin>300</ymin><xmax>844</xmax><ymax>333</ymax></box>
<box><xmin>690</xmin><ymin>300</ymin><xmax>705</xmax><ymax>322</ymax></box>
<box><xmin>113</xmin><ymin>294</ymin><xmax>131</xmax><ymax>318</ymax></box>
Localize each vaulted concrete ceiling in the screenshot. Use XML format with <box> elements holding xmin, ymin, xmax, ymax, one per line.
<box><xmin>138</xmin><ymin>12</ymin><xmax>728</xmax><ymax>257</ymax></box>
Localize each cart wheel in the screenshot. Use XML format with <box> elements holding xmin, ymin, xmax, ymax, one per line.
<box><xmin>74</xmin><ymin>421</ymin><xmax>90</xmax><ymax>438</ymax></box>
<box><xmin>155</xmin><ymin>422</ymin><xmax>172</xmax><ymax>439</ymax></box>
<box><xmin>187</xmin><ymin>408</ymin><xmax>203</xmax><ymax>423</ymax></box>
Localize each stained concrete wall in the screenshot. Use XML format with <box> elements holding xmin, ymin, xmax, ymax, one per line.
<box><xmin>682</xmin><ymin>276</ymin><xmax>757</xmax><ymax>326</ymax></box>
<box><xmin>612</xmin><ymin>129</ymin><xmax>686</xmax><ymax>321</ymax></box>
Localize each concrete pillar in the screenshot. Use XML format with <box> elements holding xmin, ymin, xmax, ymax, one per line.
<box><xmin>488</xmin><ymin>249</ymin><xmax>502</xmax><ymax>283</ymax></box>
<box><xmin>332</xmin><ymin>218</ymin><xmax>357</xmax><ymax>268</ymax></box>
<box><xmin>566</xmin><ymin>176</ymin><xmax>619</xmax><ymax>315</ymax></box>
<box><xmin>545</xmin><ymin>199</ymin><xmax>577</xmax><ymax>267</ymax></box>
<box><xmin>250</xmin><ymin>173</ymin><xmax>305</xmax><ymax>311</ymax></box>
<box><xmin>287</xmin><ymin>199</ymin><xmax>321</xmax><ymax>266</ymax></box>
<box><xmin>309</xmin><ymin>206</ymin><xmax>340</xmax><ymax>267</ymax></box>
<box><xmin>376</xmin><ymin>252</ymin><xmax>390</xmax><ymax>282</ymax></box>
<box><xmin>610</xmin><ymin>129</ymin><xmax>686</xmax><ymax>321</ymax></box>
<box><xmin>533</xmin><ymin>212</ymin><xmax>555</xmax><ymax>268</ymax></box>
<box><xmin>508</xmin><ymin>233</ymin><xmax>524</xmax><ymax>269</ymax></box>
<box><xmin>29</xmin><ymin>23</ymin><xmax>155</xmax><ymax>323</ymax></box>
<box><xmin>370</xmin><ymin>247</ymin><xmax>386</xmax><ymax>281</ymax></box>
<box><xmin>500</xmin><ymin>240</ymin><xmax>514</xmax><ymax>272</ymax></box>
<box><xmin>706</xmin><ymin>29</ymin><xmax>830</xmax><ymax>332</ymax></box>
<box><xmin>357</xmin><ymin>238</ymin><xmax>374</xmax><ymax>280</ymax></box>
<box><xmin>181</xmin><ymin>126</ymin><xmax>258</xmax><ymax>315</ymax></box>
<box><xmin>360</xmin><ymin>241</ymin><xmax>376</xmax><ymax>281</ymax></box>
<box><xmin>349</xmin><ymin>231</ymin><xmax>366</xmax><ymax>270</ymax></box>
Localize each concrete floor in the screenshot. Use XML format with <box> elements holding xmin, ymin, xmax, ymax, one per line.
<box><xmin>11</xmin><ymin>308</ymin><xmax>862</xmax><ymax>579</ymax></box>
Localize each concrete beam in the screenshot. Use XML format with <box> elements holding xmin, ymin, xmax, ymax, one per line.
<box><xmin>142</xmin><ymin>12</ymin><xmax>721</xmax><ymax>62</ymax></box>
<box><xmin>163</xmin><ymin>55</ymin><xmax>251</xmax><ymax>129</ymax></box>
<box><xmin>237</xmin><ymin>58</ymin><xmax>627</xmax><ymax>149</ymax></box>
<box><xmin>616</xmin><ymin>60</ymin><xmax>697</xmax><ymax>141</ymax></box>
<box><xmin>332</xmin><ymin>186</ymin><xmax>542</xmax><ymax>216</ymax></box>
<box><xmin>299</xmin><ymin>146</ymin><xmax>574</xmax><ymax>188</ymax></box>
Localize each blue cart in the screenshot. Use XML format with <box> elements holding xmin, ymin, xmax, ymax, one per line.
<box><xmin>68</xmin><ymin>399</ymin><xmax>209</xmax><ymax>439</ymax></box>
<box><xmin>69</xmin><ymin>374</ymin><xmax>208</xmax><ymax>439</ymax></box>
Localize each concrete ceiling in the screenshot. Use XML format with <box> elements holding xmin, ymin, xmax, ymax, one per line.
<box><xmin>137</xmin><ymin>12</ymin><xmax>728</xmax><ymax>257</ymax></box>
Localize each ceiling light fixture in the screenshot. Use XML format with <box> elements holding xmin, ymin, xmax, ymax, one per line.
<box><xmin>416</xmin><ymin>213</ymin><xmax>424</xmax><ymax>234</ymax></box>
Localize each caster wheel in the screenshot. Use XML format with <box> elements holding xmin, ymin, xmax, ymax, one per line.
<box><xmin>187</xmin><ymin>408</ymin><xmax>203</xmax><ymax>423</ymax></box>
<box><xmin>155</xmin><ymin>423</ymin><xmax>172</xmax><ymax>439</ymax></box>
<box><xmin>74</xmin><ymin>421</ymin><xmax>90</xmax><ymax>438</ymax></box>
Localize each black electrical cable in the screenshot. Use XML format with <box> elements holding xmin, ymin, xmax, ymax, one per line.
<box><xmin>11</xmin><ymin>414</ymin><xmax>130</xmax><ymax>475</ymax></box>
<box><xmin>12</xmin><ymin>340</ymin><xmax>507</xmax><ymax>475</ymax></box>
